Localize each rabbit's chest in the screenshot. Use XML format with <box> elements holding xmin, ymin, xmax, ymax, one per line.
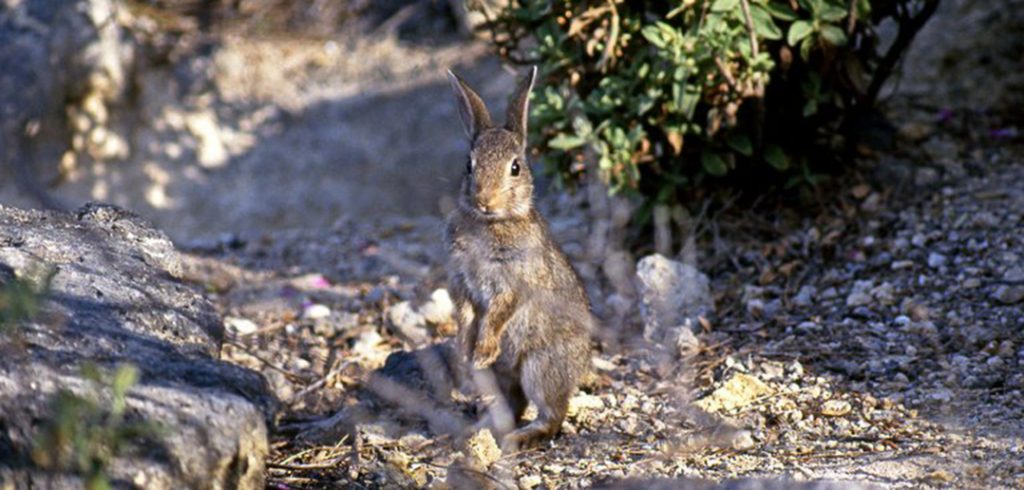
<box><xmin>454</xmin><ymin>237</ymin><xmax>530</xmax><ymax>297</ymax></box>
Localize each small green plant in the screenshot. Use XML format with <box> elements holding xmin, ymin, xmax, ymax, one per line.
<box><xmin>480</xmin><ymin>0</ymin><xmax>939</xmax><ymax>207</ymax></box>
<box><xmin>0</xmin><ymin>265</ymin><xmax>56</xmax><ymax>337</ymax></box>
<box><xmin>32</xmin><ymin>363</ymin><xmax>159</xmax><ymax>490</ymax></box>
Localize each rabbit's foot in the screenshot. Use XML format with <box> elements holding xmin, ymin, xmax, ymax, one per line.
<box><xmin>473</xmin><ymin>335</ymin><xmax>502</xmax><ymax>369</ymax></box>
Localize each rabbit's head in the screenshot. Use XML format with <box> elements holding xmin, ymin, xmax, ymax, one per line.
<box><xmin>447</xmin><ymin>67</ymin><xmax>537</xmax><ymax>220</ymax></box>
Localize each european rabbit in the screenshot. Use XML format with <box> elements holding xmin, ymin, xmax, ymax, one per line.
<box><xmin>444</xmin><ymin>67</ymin><xmax>592</xmax><ymax>451</ymax></box>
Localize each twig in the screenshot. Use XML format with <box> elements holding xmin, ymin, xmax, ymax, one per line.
<box><xmin>597</xmin><ymin>0</ymin><xmax>620</xmax><ymax>72</ymax></box>
<box><xmin>737</xmin><ymin>0</ymin><xmax>759</xmax><ymax>58</ymax></box>
<box><xmin>288</xmin><ymin>360</ymin><xmax>353</xmax><ymax>405</ymax></box>
<box><xmin>862</xmin><ymin>0</ymin><xmax>940</xmax><ymax>106</ymax></box>
<box><xmin>226</xmin><ymin>339</ymin><xmax>305</xmax><ymax>383</ymax></box>
<box><xmin>268</xmin><ymin>457</ymin><xmax>345</xmax><ymax>471</ymax></box>
<box><xmin>845</xmin><ymin>0</ymin><xmax>859</xmax><ymax>35</ymax></box>
<box><xmin>738</xmin><ymin>0</ymin><xmax>765</xmax><ymax>100</ymax></box>
<box><xmin>714</xmin><ymin>57</ymin><xmax>739</xmax><ymax>92</ymax></box>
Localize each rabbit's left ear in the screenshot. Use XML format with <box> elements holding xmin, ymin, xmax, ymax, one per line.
<box><xmin>505</xmin><ymin>66</ymin><xmax>537</xmax><ymax>143</ymax></box>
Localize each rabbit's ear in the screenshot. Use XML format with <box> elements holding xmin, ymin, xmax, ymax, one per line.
<box><xmin>447</xmin><ymin>70</ymin><xmax>492</xmax><ymax>140</ymax></box>
<box><xmin>505</xmin><ymin>66</ymin><xmax>537</xmax><ymax>143</ymax></box>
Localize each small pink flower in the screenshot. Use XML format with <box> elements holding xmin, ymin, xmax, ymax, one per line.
<box><xmin>310</xmin><ymin>275</ymin><xmax>331</xmax><ymax>289</ymax></box>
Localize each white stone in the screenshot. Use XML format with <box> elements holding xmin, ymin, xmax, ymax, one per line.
<box><xmin>224</xmin><ymin>316</ymin><xmax>258</xmax><ymax>335</ymax></box>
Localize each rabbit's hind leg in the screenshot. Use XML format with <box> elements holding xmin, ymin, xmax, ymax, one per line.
<box><xmin>500</xmin><ymin>350</ymin><xmax>574</xmax><ymax>452</ymax></box>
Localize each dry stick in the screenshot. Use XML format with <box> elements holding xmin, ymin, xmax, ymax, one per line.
<box><xmin>278</xmin><ymin>438</ymin><xmax>349</xmax><ymax>466</ymax></box>
<box><xmin>738</xmin><ymin>0</ymin><xmax>764</xmax><ymax>98</ymax></box>
<box><xmin>738</xmin><ymin>0</ymin><xmax>759</xmax><ymax>58</ymax></box>
<box><xmin>268</xmin><ymin>457</ymin><xmax>346</xmax><ymax>471</ymax></box>
<box><xmin>597</xmin><ymin>0</ymin><xmax>620</xmax><ymax>72</ymax></box>
<box><xmin>226</xmin><ymin>339</ymin><xmax>305</xmax><ymax>383</ymax></box>
<box><xmin>845</xmin><ymin>0</ymin><xmax>859</xmax><ymax>35</ymax></box>
<box><xmin>288</xmin><ymin>360</ymin><xmax>353</xmax><ymax>405</ymax></box>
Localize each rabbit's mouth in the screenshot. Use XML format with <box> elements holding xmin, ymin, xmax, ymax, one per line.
<box><xmin>473</xmin><ymin>207</ymin><xmax>504</xmax><ymax>220</ymax></box>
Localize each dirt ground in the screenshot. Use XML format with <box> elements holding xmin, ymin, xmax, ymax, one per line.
<box><xmin>7</xmin><ymin>0</ymin><xmax>1024</xmax><ymax>488</ymax></box>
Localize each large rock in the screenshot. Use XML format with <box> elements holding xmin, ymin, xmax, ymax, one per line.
<box><xmin>636</xmin><ymin>254</ymin><xmax>714</xmax><ymax>348</ymax></box>
<box><xmin>0</xmin><ymin>203</ymin><xmax>276</xmax><ymax>489</ymax></box>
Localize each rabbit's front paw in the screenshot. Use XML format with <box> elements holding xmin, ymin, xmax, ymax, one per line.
<box><xmin>473</xmin><ymin>335</ymin><xmax>501</xmax><ymax>369</ymax></box>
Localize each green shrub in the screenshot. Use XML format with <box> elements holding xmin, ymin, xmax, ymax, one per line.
<box><xmin>480</xmin><ymin>0</ymin><xmax>938</xmax><ymax>203</ymax></box>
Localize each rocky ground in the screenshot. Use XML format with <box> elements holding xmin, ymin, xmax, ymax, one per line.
<box><xmin>3</xmin><ymin>0</ymin><xmax>1023</xmax><ymax>488</ymax></box>
<box><xmin>176</xmin><ymin>117</ymin><xmax>1023</xmax><ymax>487</ymax></box>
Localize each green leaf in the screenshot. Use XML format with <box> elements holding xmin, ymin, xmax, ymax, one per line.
<box><xmin>726</xmin><ymin>133</ymin><xmax>753</xmax><ymax>156</ymax></box>
<box><xmin>818</xmin><ymin>5</ymin><xmax>847</xmax><ymax>21</ymax></box>
<box><xmin>749</xmin><ymin>4</ymin><xmax>783</xmax><ymax>40</ymax></box>
<box><xmin>667</xmin><ymin>3</ymin><xmax>690</xmax><ymax>18</ymax></box>
<box><xmin>764</xmin><ymin>145</ymin><xmax>790</xmax><ymax>171</ymax></box>
<box><xmin>803</xmin><ymin>98</ymin><xmax>818</xmax><ymax>116</ymax></box>
<box><xmin>787</xmin><ymin>20</ymin><xmax>814</xmax><ymax>46</ymax></box>
<box><xmin>641</xmin><ymin>25</ymin><xmax>666</xmax><ymax>48</ymax></box>
<box><xmin>711</xmin><ymin>0</ymin><xmax>740</xmax><ymax>13</ymax></box>
<box><xmin>819</xmin><ymin>24</ymin><xmax>847</xmax><ymax>46</ymax></box>
<box><xmin>701</xmin><ymin>151</ymin><xmax>728</xmax><ymax>176</ymax></box>
<box><xmin>764</xmin><ymin>2</ymin><xmax>798</xmax><ymax>21</ymax></box>
<box><xmin>549</xmin><ymin>134</ymin><xmax>587</xmax><ymax>150</ymax></box>
<box><xmin>800</xmin><ymin>35</ymin><xmax>814</xmax><ymax>60</ymax></box>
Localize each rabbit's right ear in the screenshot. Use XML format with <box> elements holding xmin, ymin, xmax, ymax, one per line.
<box><xmin>447</xmin><ymin>70</ymin><xmax>492</xmax><ymax>140</ymax></box>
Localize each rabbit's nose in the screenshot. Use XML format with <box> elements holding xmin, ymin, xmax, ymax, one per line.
<box><xmin>475</xmin><ymin>193</ymin><xmax>499</xmax><ymax>214</ymax></box>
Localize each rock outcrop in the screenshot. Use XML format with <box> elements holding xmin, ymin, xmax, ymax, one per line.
<box><xmin>0</xmin><ymin>203</ymin><xmax>276</xmax><ymax>489</ymax></box>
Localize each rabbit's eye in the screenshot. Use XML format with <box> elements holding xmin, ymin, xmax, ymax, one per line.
<box><xmin>510</xmin><ymin>159</ymin><xmax>521</xmax><ymax>177</ymax></box>
<box><xmin>466</xmin><ymin>157</ymin><xmax>473</xmax><ymax>174</ymax></box>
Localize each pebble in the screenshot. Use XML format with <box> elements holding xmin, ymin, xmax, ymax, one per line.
<box><xmin>891</xmin><ymin>260</ymin><xmax>915</xmax><ymax>270</ymax></box>
<box><xmin>225</xmin><ymin>316</ymin><xmax>258</xmax><ymax>335</ymax></box>
<box><xmin>519</xmin><ymin>475</ymin><xmax>542</xmax><ymax>489</ymax></box>
<box><xmin>992</xmin><ymin>285</ymin><xmax>1024</xmax><ymax>305</ymax></box>
<box><xmin>420</xmin><ymin>288</ymin><xmax>454</xmax><ymax>325</ymax></box>
<box><xmin>696</xmin><ymin>373</ymin><xmax>772</xmax><ymax>413</ymax></box>
<box><xmin>730</xmin><ymin>430</ymin><xmax>756</xmax><ymax>451</ymax></box>
<box><xmin>796</xmin><ymin>321</ymin><xmax>821</xmax><ymax>333</ymax></box>
<box><xmin>386</xmin><ymin>301</ymin><xmax>429</xmax><ymax>345</ymax></box>
<box><xmin>302</xmin><ymin>303</ymin><xmax>331</xmax><ymax>320</ymax></box>
<box><xmin>793</xmin><ymin>285</ymin><xmax>816</xmax><ymax>307</ymax></box>
<box><xmin>821</xmin><ymin>400</ymin><xmax>852</xmax><ymax>417</ymax></box>
<box><xmin>464</xmin><ymin>428</ymin><xmax>502</xmax><ymax>468</ymax></box>
<box><xmin>846</xmin><ymin>281</ymin><xmax>873</xmax><ymax>307</ymax></box>
<box><xmin>675</xmin><ymin>326</ymin><xmax>701</xmax><ymax>358</ymax></box>
<box><xmin>927</xmin><ymin>252</ymin><xmax>947</xmax><ymax>268</ymax></box>
<box><xmin>567</xmin><ymin>393</ymin><xmax>605</xmax><ymax>418</ymax></box>
<box><xmin>929</xmin><ymin>389</ymin><xmax>954</xmax><ymax>403</ymax></box>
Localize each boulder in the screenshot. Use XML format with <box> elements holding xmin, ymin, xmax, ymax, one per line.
<box><xmin>636</xmin><ymin>254</ymin><xmax>714</xmax><ymax>349</ymax></box>
<box><xmin>0</xmin><ymin>203</ymin><xmax>276</xmax><ymax>489</ymax></box>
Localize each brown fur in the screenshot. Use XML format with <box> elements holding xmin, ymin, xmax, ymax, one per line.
<box><xmin>444</xmin><ymin>68</ymin><xmax>592</xmax><ymax>452</ymax></box>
